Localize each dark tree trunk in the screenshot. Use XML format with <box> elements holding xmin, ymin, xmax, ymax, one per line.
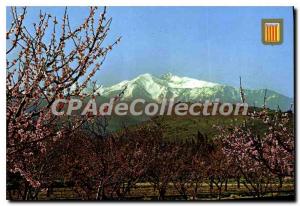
<box><xmin>279</xmin><ymin>176</ymin><xmax>283</xmax><ymax>188</ymax></box>
<box><xmin>209</xmin><ymin>178</ymin><xmax>214</xmax><ymax>195</ymax></box>
<box><xmin>158</xmin><ymin>187</ymin><xmax>166</xmax><ymax>200</ymax></box>
<box><xmin>217</xmin><ymin>185</ymin><xmax>222</xmax><ymax>200</ymax></box>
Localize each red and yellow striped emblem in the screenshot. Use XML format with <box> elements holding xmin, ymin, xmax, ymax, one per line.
<box><xmin>262</xmin><ymin>19</ymin><xmax>283</xmax><ymax>45</ymax></box>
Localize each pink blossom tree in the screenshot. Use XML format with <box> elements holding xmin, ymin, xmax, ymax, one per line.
<box><xmin>221</xmin><ymin>110</ymin><xmax>294</xmax><ymax>197</ymax></box>
<box><xmin>6</xmin><ymin>6</ymin><xmax>120</xmax><ymax>198</ymax></box>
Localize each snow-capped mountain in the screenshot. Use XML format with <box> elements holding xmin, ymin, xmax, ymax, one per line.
<box><xmin>98</xmin><ymin>73</ymin><xmax>293</xmax><ymax>111</ymax></box>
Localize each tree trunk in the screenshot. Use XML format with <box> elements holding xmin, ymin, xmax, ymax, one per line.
<box><xmin>192</xmin><ymin>184</ymin><xmax>198</xmax><ymax>200</ymax></box>
<box><xmin>209</xmin><ymin>178</ymin><xmax>214</xmax><ymax>195</ymax></box>
<box><xmin>158</xmin><ymin>187</ymin><xmax>166</xmax><ymax>200</ymax></box>
<box><xmin>279</xmin><ymin>176</ymin><xmax>283</xmax><ymax>189</ymax></box>
<box><xmin>218</xmin><ymin>186</ymin><xmax>222</xmax><ymax>200</ymax></box>
<box><xmin>96</xmin><ymin>181</ymin><xmax>106</xmax><ymax>200</ymax></box>
<box><xmin>23</xmin><ymin>183</ymin><xmax>29</xmax><ymax>200</ymax></box>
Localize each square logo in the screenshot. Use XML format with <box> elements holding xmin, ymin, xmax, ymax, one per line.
<box><xmin>262</xmin><ymin>19</ymin><xmax>283</xmax><ymax>45</ymax></box>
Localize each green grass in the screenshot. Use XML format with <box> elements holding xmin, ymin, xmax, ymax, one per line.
<box><xmin>151</xmin><ymin>115</ymin><xmax>247</xmax><ymax>141</ymax></box>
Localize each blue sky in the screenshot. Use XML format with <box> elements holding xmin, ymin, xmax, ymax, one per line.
<box><xmin>7</xmin><ymin>7</ymin><xmax>294</xmax><ymax>97</ymax></box>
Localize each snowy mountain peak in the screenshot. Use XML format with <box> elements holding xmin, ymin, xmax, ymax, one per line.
<box><xmin>99</xmin><ymin>73</ymin><xmax>221</xmax><ymax>102</ymax></box>
<box><xmin>98</xmin><ymin>73</ymin><xmax>292</xmax><ymax>110</ymax></box>
<box><xmin>161</xmin><ymin>72</ymin><xmax>175</xmax><ymax>81</ymax></box>
<box><xmin>160</xmin><ymin>73</ymin><xmax>219</xmax><ymax>89</ymax></box>
<box><xmin>132</xmin><ymin>73</ymin><xmax>151</xmax><ymax>80</ymax></box>
<box><xmin>130</xmin><ymin>73</ymin><xmax>219</xmax><ymax>89</ymax></box>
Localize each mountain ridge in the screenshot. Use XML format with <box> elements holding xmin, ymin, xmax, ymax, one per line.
<box><xmin>92</xmin><ymin>73</ymin><xmax>293</xmax><ymax>111</ymax></box>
